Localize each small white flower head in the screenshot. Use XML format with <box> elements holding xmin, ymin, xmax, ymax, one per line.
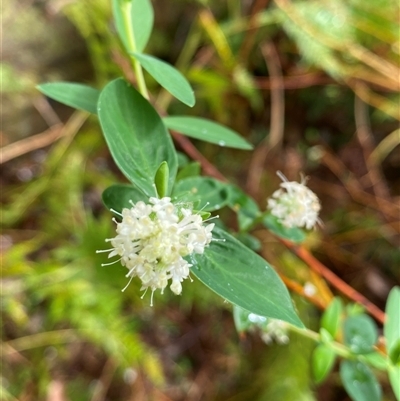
<box><xmin>267</xmin><ymin>171</ymin><xmax>321</xmax><ymax>230</ymax></box>
<box><xmin>261</xmin><ymin>319</ymin><xmax>289</xmax><ymax>345</ymax></box>
<box><xmin>98</xmin><ymin>197</ymin><xmax>214</xmax><ymax>304</ymax></box>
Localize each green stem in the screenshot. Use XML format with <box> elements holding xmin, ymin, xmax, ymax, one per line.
<box><xmin>287</xmin><ymin>324</ymin><xmax>388</xmax><ymax>369</ymax></box>
<box><xmin>287</xmin><ymin>324</ymin><xmax>353</xmax><ymax>359</ymax></box>
<box><xmin>121</xmin><ymin>1</ymin><xmax>149</xmax><ymax>99</ymax></box>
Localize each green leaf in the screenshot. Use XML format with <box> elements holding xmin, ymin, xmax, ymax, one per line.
<box><xmin>321</xmin><ymin>297</ymin><xmax>343</xmax><ymax>339</ymax></box>
<box><xmin>361</xmin><ymin>352</ymin><xmax>388</xmax><ymax>371</ymax></box>
<box><xmin>340</xmin><ymin>361</ymin><xmax>382</xmax><ymax>401</ymax></box>
<box><xmin>154</xmin><ymin>162</ymin><xmax>169</xmax><ymax>198</ymax></box>
<box><xmin>389</xmin><ymin>338</ymin><xmax>400</xmax><ymax>366</ymax></box>
<box><xmin>344</xmin><ymin>314</ymin><xmax>378</xmax><ymax>354</ymax></box>
<box><xmin>102</xmin><ymin>184</ymin><xmax>148</xmax><ymax>212</ymax></box>
<box><xmin>263</xmin><ymin>213</ymin><xmax>306</xmax><ymax>243</ymax></box>
<box><xmin>190</xmin><ymin>226</ymin><xmax>303</xmax><ymax>328</ymax></box>
<box><xmin>112</xmin><ymin>0</ymin><xmax>154</xmax><ymax>53</ymax></box>
<box><xmin>176</xmin><ymin>162</ymin><xmax>201</xmax><ymax>181</ymax></box>
<box><xmin>132</xmin><ymin>53</ymin><xmax>195</xmax><ymax>107</ymax></box>
<box><xmin>98</xmin><ymin>78</ymin><xmax>178</xmax><ymax>197</ymax></box>
<box><xmin>172</xmin><ymin>177</ymin><xmax>230</xmax><ymax>212</ymax></box>
<box><xmin>37</xmin><ymin>82</ymin><xmax>100</xmax><ymax>114</ymax></box>
<box><xmin>388</xmin><ymin>364</ymin><xmax>400</xmax><ymax>401</ymax></box>
<box><xmin>131</xmin><ymin>0</ymin><xmax>154</xmax><ymax>52</ymax></box>
<box><xmin>226</xmin><ymin>185</ymin><xmax>260</xmax><ymax>231</ymax></box>
<box><xmin>312</xmin><ymin>344</ymin><xmax>336</xmax><ymax>384</ymax></box>
<box><xmin>385</xmin><ymin>287</ymin><xmax>400</xmax><ymax>357</ymax></box>
<box><xmin>163</xmin><ymin>116</ymin><xmax>253</xmax><ymax>150</ymax></box>
<box><xmin>112</xmin><ymin>0</ymin><xmax>129</xmax><ymax>50</ymax></box>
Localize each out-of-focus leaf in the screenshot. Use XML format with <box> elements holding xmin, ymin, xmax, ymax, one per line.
<box><xmin>312</xmin><ymin>344</ymin><xmax>336</xmax><ymax>384</ymax></box>
<box><xmin>172</xmin><ymin>176</ymin><xmax>230</xmax><ymax>212</ymax></box>
<box><xmin>131</xmin><ymin>0</ymin><xmax>154</xmax><ymax>52</ymax></box>
<box><xmin>321</xmin><ymin>297</ymin><xmax>343</xmax><ymax>339</ymax></box>
<box><xmin>343</xmin><ymin>314</ymin><xmax>378</xmax><ymax>354</ymax></box>
<box><xmin>340</xmin><ymin>361</ymin><xmax>382</xmax><ymax>401</ymax></box>
<box><xmin>388</xmin><ymin>364</ymin><xmax>400</xmax><ymax>401</ymax></box>
<box><xmin>37</xmin><ymin>82</ymin><xmax>99</xmax><ymax>114</ymax></box>
<box><xmin>384</xmin><ymin>287</ymin><xmax>400</xmax><ymax>357</ymax></box>
<box><xmin>226</xmin><ymin>185</ymin><xmax>260</xmax><ymax>231</ymax></box>
<box><xmin>102</xmin><ymin>184</ymin><xmax>148</xmax><ymax>213</ymax></box>
<box><xmin>263</xmin><ymin>213</ymin><xmax>306</xmax><ymax>243</ymax></box>
<box><xmin>176</xmin><ymin>162</ymin><xmax>201</xmax><ymax>181</ymax></box>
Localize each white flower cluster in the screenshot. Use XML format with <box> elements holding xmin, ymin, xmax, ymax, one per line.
<box><xmin>267</xmin><ymin>171</ymin><xmax>321</xmax><ymax>230</ymax></box>
<box><xmin>99</xmin><ymin>197</ymin><xmax>214</xmax><ymax>304</ymax></box>
<box><xmin>261</xmin><ymin>319</ymin><xmax>289</xmax><ymax>345</ymax></box>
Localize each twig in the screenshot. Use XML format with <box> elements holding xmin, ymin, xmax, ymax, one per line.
<box><xmin>321</xmin><ymin>148</ymin><xmax>400</xmax><ymax>221</ymax></box>
<box><xmin>91</xmin><ymin>358</ymin><xmax>116</xmax><ymax>401</ymax></box>
<box><xmin>354</xmin><ymin>90</ymin><xmax>391</xmax><ymax>200</ymax></box>
<box><xmin>33</xmin><ymin>96</ymin><xmax>62</xmax><ymax>127</ymax></box>
<box><xmin>238</xmin><ymin>0</ymin><xmax>271</xmax><ymax>62</ymax></box>
<box><xmin>279</xmin><ymin>274</ymin><xmax>326</xmax><ymax>310</ymax></box>
<box><xmin>261</xmin><ymin>42</ymin><xmax>285</xmax><ymax>150</ymax></box>
<box><xmin>256</xmin><ymin>73</ymin><xmax>333</xmax><ymax>89</ymax></box>
<box><xmin>279</xmin><ymin>238</ymin><xmax>386</xmax><ymax>324</ymax></box>
<box><xmin>1</xmin><ymin>124</ymin><xmax>64</xmax><ymax>164</ymax></box>
<box><xmin>246</xmin><ymin>41</ymin><xmax>285</xmax><ymax>198</ymax></box>
<box><xmin>171</xmin><ymin>131</ymin><xmax>227</xmax><ymax>182</ymax></box>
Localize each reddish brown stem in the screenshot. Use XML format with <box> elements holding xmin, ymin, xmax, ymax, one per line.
<box><xmin>279</xmin><ymin>238</ymin><xmax>386</xmax><ymax>324</ymax></box>
<box><xmin>171</xmin><ymin>131</ymin><xmax>227</xmax><ymax>182</ymax></box>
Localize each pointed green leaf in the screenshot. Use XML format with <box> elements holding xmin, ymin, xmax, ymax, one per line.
<box><xmin>340</xmin><ymin>361</ymin><xmax>382</xmax><ymax>401</ymax></box>
<box><xmin>131</xmin><ymin>0</ymin><xmax>154</xmax><ymax>52</ymax></box>
<box><xmin>172</xmin><ymin>176</ymin><xmax>230</xmax><ymax>212</ymax></box>
<box><xmin>102</xmin><ymin>184</ymin><xmax>148</xmax><ymax>213</ymax></box>
<box><xmin>37</xmin><ymin>82</ymin><xmax>99</xmax><ymax>114</ymax></box>
<box><xmin>263</xmin><ymin>213</ymin><xmax>306</xmax><ymax>243</ymax></box>
<box><xmin>163</xmin><ymin>116</ymin><xmax>253</xmax><ymax>150</ymax></box>
<box><xmin>132</xmin><ymin>53</ymin><xmax>195</xmax><ymax>107</ymax></box>
<box><xmin>154</xmin><ymin>162</ymin><xmax>169</xmax><ymax>199</ymax></box>
<box><xmin>312</xmin><ymin>344</ymin><xmax>336</xmax><ymax>384</ymax></box>
<box><xmin>389</xmin><ymin>338</ymin><xmax>400</xmax><ymax>366</ymax></box>
<box><xmin>344</xmin><ymin>314</ymin><xmax>378</xmax><ymax>354</ymax></box>
<box><xmin>321</xmin><ymin>297</ymin><xmax>343</xmax><ymax>339</ymax></box>
<box><xmin>385</xmin><ymin>287</ymin><xmax>400</xmax><ymax>357</ymax></box>
<box><xmin>98</xmin><ymin>78</ymin><xmax>177</xmax><ymax>197</ymax></box>
<box><xmin>190</xmin><ymin>226</ymin><xmax>303</xmax><ymax>327</ymax></box>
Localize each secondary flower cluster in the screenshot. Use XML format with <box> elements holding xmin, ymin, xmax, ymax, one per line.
<box><xmin>261</xmin><ymin>319</ymin><xmax>290</xmax><ymax>345</ymax></box>
<box><xmin>267</xmin><ymin>171</ymin><xmax>321</xmax><ymax>230</ymax></box>
<box><xmin>101</xmin><ymin>197</ymin><xmax>214</xmax><ymax>303</ymax></box>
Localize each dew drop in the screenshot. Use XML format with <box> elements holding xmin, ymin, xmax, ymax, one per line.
<box><xmin>218</xmin><ymin>140</ymin><xmax>226</xmax><ymax>146</ymax></box>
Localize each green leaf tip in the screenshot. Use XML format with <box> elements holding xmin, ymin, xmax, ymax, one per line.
<box><xmin>132</xmin><ymin>53</ymin><xmax>195</xmax><ymax>107</ymax></box>
<box><xmin>155</xmin><ymin>161</ymin><xmax>170</xmax><ymax>198</ymax></box>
